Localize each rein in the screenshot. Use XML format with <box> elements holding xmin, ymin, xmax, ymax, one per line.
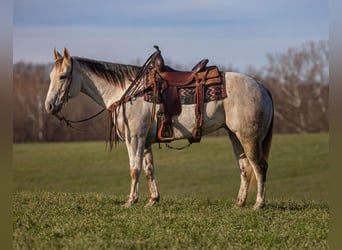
<box><xmin>54</xmin><ymin>108</ymin><xmax>106</xmax><ymax>131</ymax></box>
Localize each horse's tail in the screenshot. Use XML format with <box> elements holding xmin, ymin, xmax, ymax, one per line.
<box><xmin>249</xmin><ymin>86</ymin><xmax>274</xmax><ymax>189</ymax></box>
<box><xmin>262</xmin><ymin>111</ymin><xmax>274</xmax><ymax>161</ymax></box>
<box><xmin>263</xmin><ymin>87</ymin><xmax>274</xmax><ymax>162</ymax></box>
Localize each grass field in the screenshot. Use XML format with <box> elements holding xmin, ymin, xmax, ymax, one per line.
<box><xmin>13</xmin><ymin>133</ymin><xmax>329</xmax><ymax>249</ymax></box>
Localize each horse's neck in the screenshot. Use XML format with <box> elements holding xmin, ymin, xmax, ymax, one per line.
<box><xmin>76</xmin><ymin>63</ymin><xmax>129</xmax><ymax>109</ymax></box>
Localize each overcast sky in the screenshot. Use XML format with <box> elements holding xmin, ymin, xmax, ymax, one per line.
<box><xmin>13</xmin><ymin>0</ymin><xmax>328</xmax><ymax>71</ymax></box>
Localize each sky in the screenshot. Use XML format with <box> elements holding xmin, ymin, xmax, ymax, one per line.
<box><xmin>13</xmin><ymin>0</ymin><xmax>328</xmax><ymax>71</ymax></box>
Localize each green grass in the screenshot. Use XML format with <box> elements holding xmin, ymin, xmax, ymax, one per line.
<box><xmin>13</xmin><ymin>134</ymin><xmax>329</xmax><ymax>249</ymax></box>
<box><xmin>13</xmin><ymin>191</ymin><xmax>328</xmax><ymax>249</ymax></box>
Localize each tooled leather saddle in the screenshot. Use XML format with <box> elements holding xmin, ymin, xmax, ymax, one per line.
<box><xmin>144</xmin><ymin>46</ymin><xmax>227</xmax><ymax>143</ymax></box>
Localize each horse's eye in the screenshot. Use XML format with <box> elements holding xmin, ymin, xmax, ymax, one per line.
<box><xmin>60</xmin><ymin>75</ymin><xmax>67</xmax><ymax>80</ymax></box>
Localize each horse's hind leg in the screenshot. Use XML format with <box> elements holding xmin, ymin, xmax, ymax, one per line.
<box><xmin>228</xmin><ymin>131</ymin><xmax>253</xmax><ymax>208</ymax></box>
<box><xmin>143</xmin><ymin>144</ymin><xmax>160</xmax><ymax>207</ymax></box>
<box><xmin>241</xmin><ymin>139</ymin><xmax>268</xmax><ymax>209</ymax></box>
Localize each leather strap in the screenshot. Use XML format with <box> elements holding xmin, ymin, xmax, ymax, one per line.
<box><xmin>189</xmin><ymin>70</ymin><xmax>208</xmax><ymax>143</ymax></box>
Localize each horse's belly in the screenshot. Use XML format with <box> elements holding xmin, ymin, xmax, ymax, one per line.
<box><xmin>147</xmin><ymin>101</ymin><xmax>226</xmax><ymax>141</ymax></box>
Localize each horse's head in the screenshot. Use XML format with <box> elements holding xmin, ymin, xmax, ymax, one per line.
<box><xmin>45</xmin><ymin>48</ymin><xmax>81</xmax><ymax>114</ymax></box>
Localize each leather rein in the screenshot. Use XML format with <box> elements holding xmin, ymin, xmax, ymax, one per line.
<box><xmin>55</xmin><ymin>108</ymin><xmax>106</xmax><ymax>131</ymax></box>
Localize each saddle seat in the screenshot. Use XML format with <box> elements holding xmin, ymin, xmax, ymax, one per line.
<box><xmin>160</xmin><ymin>59</ymin><xmax>209</xmax><ymax>86</ymax></box>
<box><xmin>153</xmin><ymin>52</ymin><xmax>209</xmax><ymax>86</ymax></box>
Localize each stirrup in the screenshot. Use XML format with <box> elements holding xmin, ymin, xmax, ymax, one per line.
<box><xmin>157</xmin><ymin>122</ymin><xmax>175</xmax><ymax>142</ymax></box>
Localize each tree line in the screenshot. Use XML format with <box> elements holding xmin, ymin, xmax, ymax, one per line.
<box><xmin>13</xmin><ymin>40</ymin><xmax>328</xmax><ymax>142</ymax></box>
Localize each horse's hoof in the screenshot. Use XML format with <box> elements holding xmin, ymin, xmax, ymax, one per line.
<box><xmin>233</xmin><ymin>204</ymin><xmax>244</xmax><ymax>209</ymax></box>
<box><xmin>234</xmin><ymin>199</ymin><xmax>246</xmax><ymax>209</ymax></box>
<box><xmin>123</xmin><ymin>199</ymin><xmax>137</xmax><ymax>208</ymax></box>
<box><xmin>253</xmin><ymin>202</ymin><xmax>266</xmax><ymax>210</ymax></box>
<box><xmin>145</xmin><ymin>199</ymin><xmax>158</xmax><ymax>208</ymax></box>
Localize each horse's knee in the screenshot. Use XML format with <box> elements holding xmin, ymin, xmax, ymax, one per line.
<box><xmin>130</xmin><ymin>168</ymin><xmax>140</xmax><ymax>179</ymax></box>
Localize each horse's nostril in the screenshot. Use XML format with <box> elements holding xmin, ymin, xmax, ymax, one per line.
<box><xmin>46</xmin><ymin>103</ymin><xmax>55</xmax><ymax>113</ymax></box>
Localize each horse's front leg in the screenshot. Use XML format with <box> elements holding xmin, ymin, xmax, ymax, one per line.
<box><xmin>143</xmin><ymin>144</ymin><xmax>160</xmax><ymax>207</ymax></box>
<box><xmin>124</xmin><ymin>135</ymin><xmax>145</xmax><ymax>207</ymax></box>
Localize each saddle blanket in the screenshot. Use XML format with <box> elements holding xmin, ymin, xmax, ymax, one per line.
<box><xmin>144</xmin><ymin>73</ymin><xmax>227</xmax><ymax>105</ymax></box>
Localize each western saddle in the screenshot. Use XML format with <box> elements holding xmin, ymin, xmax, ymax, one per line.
<box><xmin>146</xmin><ymin>46</ymin><xmax>222</xmax><ymax>143</ymax></box>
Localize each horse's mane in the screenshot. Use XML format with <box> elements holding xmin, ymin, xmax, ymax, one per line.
<box><xmin>73</xmin><ymin>56</ymin><xmax>141</xmax><ymax>89</ymax></box>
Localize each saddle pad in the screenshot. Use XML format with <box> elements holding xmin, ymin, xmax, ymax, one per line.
<box><xmin>144</xmin><ymin>73</ymin><xmax>227</xmax><ymax>105</ymax></box>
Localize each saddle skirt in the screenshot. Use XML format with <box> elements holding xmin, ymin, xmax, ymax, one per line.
<box><xmin>143</xmin><ymin>67</ymin><xmax>227</xmax><ymax>143</ymax></box>
<box><xmin>144</xmin><ymin>72</ymin><xmax>227</xmax><ymax>105</ymax></box>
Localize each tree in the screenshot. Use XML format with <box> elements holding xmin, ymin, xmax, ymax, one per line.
<box><xmin>263</xmin><ymin>40</ymin><xmax>329</xmax><ymax>85</ymax></box>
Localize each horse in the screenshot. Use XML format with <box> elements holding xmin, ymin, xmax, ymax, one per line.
<box><xmin>45</xmin><ymin>47</ymin><xmax>274</xmax><ymax>209</ymax></box>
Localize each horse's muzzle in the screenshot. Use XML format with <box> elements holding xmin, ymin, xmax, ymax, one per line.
<box><xmin>45</xmin><ymin>101</ymin><xmax>61</xmax><ymax>115</ymax></box>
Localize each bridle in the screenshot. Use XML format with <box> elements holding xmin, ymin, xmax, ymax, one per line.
<box><xmin>54</xmin><ymin>57</ymin><xmax>106</xmax><ymax>130</ymax></box>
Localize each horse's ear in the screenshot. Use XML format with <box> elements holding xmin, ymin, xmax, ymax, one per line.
<box><xmin>54</xmin><ymin>48</ymin><xmax>62</xmax><ymax>61</ymax></box>
<box><xmin>63</xmin><ymin>47</ymin><xmax>71</xmax><ymax>63</ymax></box>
